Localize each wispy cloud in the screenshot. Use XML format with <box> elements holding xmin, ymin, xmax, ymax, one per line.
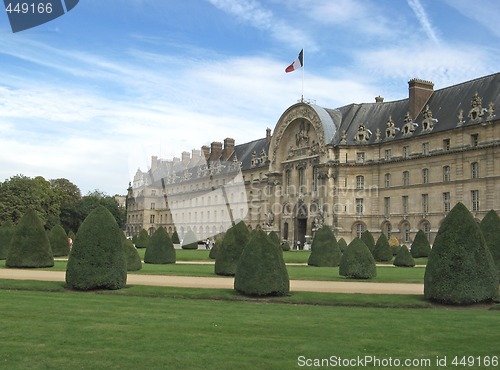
<box><xmin>407</xmin><ymin>0</ymin><xmax>440</xmax><ymax>44</ymax></box>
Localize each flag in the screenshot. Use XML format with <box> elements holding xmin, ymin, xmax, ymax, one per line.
<box><xmin>285</xmin><ymin>49</ymin><xmax>303</xmax><ymax>73</ymax></box>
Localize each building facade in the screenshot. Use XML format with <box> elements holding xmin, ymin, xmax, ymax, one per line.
<box><xmin>126</xmin><ymin>73</ymin><xmax>500</xmax><ymax>246</ymax></box>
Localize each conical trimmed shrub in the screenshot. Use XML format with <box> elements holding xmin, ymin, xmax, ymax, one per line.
<box><xmin>307</xmin><ymin>226</ymin><xmax>341</xmax><ymax>267</ymax></box>
<box><xmin>135</xmin><ymin>229</ymin><xmax>149</xmax><ymax>248</ymax></box>
<box><xmin>49</xmin><ymin>224</ymin><xmax>70</xmax><ymax>257</ymax></box>
<box><xmin>393</xmin><ymin>246</ymin><xmax>415</xmax><ymax>267</ymax></box>
<box><xmin>144</xmin><ymin>227</ymin><xmax>176</xmax><ymax>264</ymax></box>
<box><xmin>209</xmin><ymin>243</ymin><xmax>218</xmax><ymax>259</ymax></box>
<box><xmin>424</xmin><ymin>202</ymin><xmax>497</xmax><ymax>305</ymax></box>
<box><xmin>234</xmin><ymin>230</ymin><xmax>289</xmax><ymax>296</ymax></box>
<box><xmin>215</xmin><ymin>221</ymin><xmax>250</xmax><ymax>276</ymax></box>
<box><xmin>268</xmin><ymin>231</ymin><xmax>280</xmax><ymax>248</ymax></box>
<box><xmin>0</xmin><ymin>225</ymin><xmax>13</xmax><ymax>260</ymax></box>
<box><xmin>361</xmin><ymin>230</ymin><xmax>375</xmax><ymax>254</ymax></box>
<box><xmin>66</xmin><ymin>205</ymin><xmax>127</xmax><ymax>290</ymax></box>
<box><xmin>181</xmin><ymin>228</ymin><xmax>199</xmax><ymax>249</ymax></box>
<box><xmin>373</xmin><ymin>233</ymin><xmax>393</xmax><ymax>262</ymax></box>
<box><xmin>480</xmin><ymin>210</ymin><xmax>500</xmax><ymax>281</ymax></box>
<box><xmin>389</xmin><ymin>236</ymin><xmax>400</xmax><ymax>255</ymax></box>
<box><xmin>338</xmin><ymin>238</ymin><xmax>348</xmax><ymax>253</ymax></box>
<box><xmin>410</xmin><ymin>230</ymin><xmax>431</xmax><ymax>258</ymax></box>
<box><xmin>171</xmin><ymin>230</ymin><xmax>180</xmax><ymax>244</ymax></box>
<box><xmin>123</xmin><ymin>239</ymin><xmax>142</xmax><ymax>271</ymax></box>
<box><xmin>339</xmin><ymin>237</ymin><xmax>376</xmax><ymax>279</ymax></box>
<box><xmin>6</xmin><ymin>209</ymin><xmax>54</xmax><ymax>268</ymax></box>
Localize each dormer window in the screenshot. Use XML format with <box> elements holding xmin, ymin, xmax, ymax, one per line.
<box><xmin>354</xmin><ymin>123</ymin><xmax>371</xmax><ymax>143</ymax></box>
<box><xmin>402</xmin><ymin>113</ymin><xmax>418</xmax><ymax>136</ymax></box>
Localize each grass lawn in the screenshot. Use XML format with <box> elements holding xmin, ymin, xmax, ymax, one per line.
<box><xmin>0</xmin><ymin>285</ymin><xmax>497</xmax><ymax>370</ymax></box>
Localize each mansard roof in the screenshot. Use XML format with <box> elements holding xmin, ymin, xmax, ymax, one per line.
<box><xmin>327</xmin><ymin>72</ymin><xmax>499</xmax><ymax>146</ymax></box>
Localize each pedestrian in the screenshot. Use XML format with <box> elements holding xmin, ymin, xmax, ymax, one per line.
<box><xmin>205</xmin><ymin>238</ymin><xmax>210</xmax><ymax>250</ymax></box>
<box><xmin>296</xmin><ymin>240</ymin><xmax>301</xmax><ymax>250</ymax></box>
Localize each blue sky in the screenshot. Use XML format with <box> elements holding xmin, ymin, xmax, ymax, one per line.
<box><xmin>0</xmin><ymin>0</ymin><xmax>499</xmax><ymax>195</ymax></box>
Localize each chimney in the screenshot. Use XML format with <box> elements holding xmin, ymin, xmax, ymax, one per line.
<box><xmin>223</xmin><ymin>138</ymin><xmax>235</xmax><ymax>161</ymax></box>
<box><xmin>375</xmin><ymin>96</ymin><xmax>384</xmax><ymax>103</ymax></box>
<box><xmin>181</xmin><ymin>151</ymin><xmax>191</xmax><ymax>166</ymax></box>
<box><xmin>201</xmin><ymin>145</ymin><xmax>210</xmax><ymax>161</ymax></box>
<box><xmin>192</xmin><ymin>149</ymin><xmax>201</xmax><ymax>159</ymax></box>
<box><xmin>172</xmin><ymin>157</ymin><xmax>180</xmax><ymax>165</ymax></box>
<box><xmin>408</xmin><ymin>78</ymin><xmax>434</xmax><ymax>120</ymax></box>
<box><xmin>210</xmin><ymin>141</ymin><xmax>223</xmax><ymax>161</ymax></box>
<box><xmin>266</xmin><ymin>128</ymin><xmax>272</xmax><ymax>144</ymax></box>
<box><xmin>151</xmin><ymin>156</ymin><xmax>158</xmax><ymax>172</ymax></box>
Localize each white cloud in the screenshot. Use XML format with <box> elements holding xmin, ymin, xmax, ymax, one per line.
<box><xmin>407</xmin><ymin>0</ymin><xmax>440</xmax><ymax>44</ymax></box>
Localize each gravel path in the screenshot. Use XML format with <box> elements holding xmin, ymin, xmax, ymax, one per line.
<box><xmin>0</xmin><ymin>268</ymin><xmax>423</xmax><ymax>295</ymax></box>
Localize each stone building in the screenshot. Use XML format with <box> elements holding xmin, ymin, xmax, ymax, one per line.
<box><xmin>126</xmin><ymin>73</ymin><xmax>500</xmax><ymax>246</ymax></box>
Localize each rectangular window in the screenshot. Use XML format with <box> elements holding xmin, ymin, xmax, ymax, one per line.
<box><xmin>403</xmin><ymin>146</ymin><xmax>409</xmax><ymax>159</ymax></box>
<box><xmin>356</xmin><ymin>198</ymin><xmax>364</xmax><ymax>215</ymax></box>
<box><xmin>422</xmin><ymin>168</ymin><xmax>429</xmax><ymax>184</ymax></box>
<box><xmin>443</xmin><ymin>166</ymin><xmax>451</xmax><ymax>182</ymax></box>
<box><xmin>384</xmin><ymin>149</ymin><xmax>392</xmax><ymax>160</ymax></box>
<box><xmin>443</xmin><ymin>139</ymin><xmax>450</xmax><ymax>151</ymax></box>
<box><xmin>356</xmin><ymin>152</ymin><xmax>365</xmax><ymax>164</ymax></box>
<box><xmin>402</xmin><ymin>196</ymin><xmax>409</xmax><ymax>214</ymax></box>
<box><xmin>422</xmin><ymin>142</ymin><xmax>430</xmax><ymax>155</ymax></box>
<box><xmin>356</xmin><ymin>175</ymin><xmax>364</xmax><ymax>190</ymax></box>
<box><xmin>150</xmin><ymin>215</ymin><xmax>155</xmax><ymax>224</ymax></box>
<box><xmin>403</xmin><ymin>171</ymin><xmax>410</xmax><ymax>186</ymax></box>
<box><xmin>471</xmin><ymin>134</ymin><xmax>479</xmax><ymax>147</ymax></box>
<box><xmin>384</xmin><ymin>197</ymin><xmax>390</xmax><ymax>217</ymax></box>
<box><xmin>471</xmin><ymin>190</ymin><xmax>479</xmax><ymax>211</ymax></box>
<box><xmin>471</xmin><ymin>162</ymin><xmax>479</xmax><ymax>179</ymax></box>
<box><xmin>422</xmin><ymin>194</ymin><xmax>429</xmax><ymax>213</ymax></box>
<box><xmin>443</xmin><ymin>192</ymin><xmax>450</xmax><ymax>212</ymax></box>
<box><xmin>150</xmin><ymin>203</ymin><xmax>155</xmax><ymax>210</ymax></box>
<box><xmin>385</xmin><ymin>173</ymin><xmax>391</xmax><ymax>188</ymax></box>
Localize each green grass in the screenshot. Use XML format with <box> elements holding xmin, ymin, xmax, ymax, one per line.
<box><xmin>0</xmin><ymin>284</ymin><xmax>497</xmax><ymax>370</ymax></box>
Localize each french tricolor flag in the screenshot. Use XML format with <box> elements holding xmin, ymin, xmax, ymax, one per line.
<box><xmin>285</xmin><ymin>49</ymin><xmax>303</xmax><ymax>73</ymax></box>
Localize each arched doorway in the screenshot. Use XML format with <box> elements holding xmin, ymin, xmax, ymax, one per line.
<box><xmin>295</xmin><ymin>199</ymin><xmax>308</xmax><ymax>249</ymax></box>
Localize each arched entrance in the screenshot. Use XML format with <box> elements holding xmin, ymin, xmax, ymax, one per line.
<box><xmin>295</xmin><ymin>199</ymin><xmax>308</xmax><ymax>249</ymax></box>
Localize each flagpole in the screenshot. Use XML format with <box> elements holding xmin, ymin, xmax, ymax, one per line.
<box><xmin>301</xmin><ymin>49</ymin><xmax>304</xmax><ymax>102</ymax></box>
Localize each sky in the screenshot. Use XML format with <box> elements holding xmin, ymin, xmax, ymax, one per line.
<box><xmin>0</xmin><ymin>0</ymin><xmax>499</xmax><ymax>196</ymax></box>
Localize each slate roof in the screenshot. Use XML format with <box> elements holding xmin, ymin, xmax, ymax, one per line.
<box><xmin>327</xmin><ymin>72</ymin><xmax>500</xmax><ymax>146</ymax></box>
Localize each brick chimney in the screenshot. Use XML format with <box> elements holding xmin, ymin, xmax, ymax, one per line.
<box><xmin>408</xmin><ymin>78</ymin><xmax>434</xmax><ymax>120</ymax></box>
<box><xmin>201</xmin><ymin>145</ymin><xmax>210</xmax><ymax>161</ymax></box>
<box><xmin>223</xmin><ymin>138</ymin><xmax>235</xmax><ymax>161</ymax></box>
<box><xmin>266</xmin><ymin>128</ymin><xmax>272</xmax><ymax>144</ymax></box>
<box><xmin>209</xmin><ymin>141</ymin><xmax>223</xmax><ymax>161</ymax></box>
<box><xmin>181</xmin><ymin>151</ymin><xmax>191</xmax><ymax>166</ymax></box>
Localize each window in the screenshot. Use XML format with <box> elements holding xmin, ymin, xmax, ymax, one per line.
<box><xmin>285</xmin><ymin>170</ymin><xmax>291</xmax><ymax>194</ymax></box>
<box><xmin>384</xmin><ymin>222</ymin><xmax>392</xmax><ymax>239</ymax></box>
<box><xmin>443</xmin><ymin>139</ymin><xmax>450</xmax><ymax>151</ymax></box>
<box><xmin>384</xmin><ymin>197</ymin><xmax>391</xmax><ymax>217</ymax></box>
<box><xmin>403</xmin><ymin>146</ymin><xmax>409</xmax><ymax>159</ymax></box>
<box><xmin>150</xmin><ymin>215</ymin><xmax>155</xmax><ymax>224</ymax></box>
<box><xmin>385</xmin><ymin>149</ymin><xmax>392</xmax><ymax>160</ymax></box>
<box><xmin>471</xmin><ymin>162</ymin><xmax>479</xmax><ymax>179</ymax></box>
<box><xmin>422</xmin><ymin>194</ymin><xmax>429</xmax><ymax>213</ymax></box>
<box><xmin>313</xmin><ymin>167</ymin><xmax>319</xmax><ymax>192</ymax></box>
<box><xmin>356</xmin><ymin>152</ymin><xmax>365</xmax><ymax>163</ymax></box>
<box><xmin>422</xmin><ymin>168</ymin><xmax>429</xmax><ymax>184</ymax></box>
<box><xmin>402</xmin><ymin>196</ymin><xmax>409</xmax><ymax>214</ymax></box>
<box><xmin>422</xmin><ymin>142</ymin><xmax>429</xmax><ymax>155</ymax></box>
<box><xmin>356</xmin><ymin>175</ymin><xmax>364</xmax><ymax>190</ymax></box>
<box><xmin>422</xmin><ymin>222</ymin><xmax>431</xmax><ymax>241</ymax></box>
<box><xmin>150</xmin><ymin>203</ymin><xmax>155</xmax><ymax>210</ymax></box>
<box><xmin>403</xmin><ymin>171</ymin><xmax>410</xmax><ymax>186</ymax></box>
<box><xmin>355</xmin><ymin>223</ymin><xmax>365</xmax><ymax>238</ymax></box>
<box><xmin>298</xmin><ymin>168</ymin><xmax>305</xmax><ymax>193</ymax></box>
<box><xmin>471</xmin><ymin>190</ymin><xmax>479</xmax><ymax>212</ymax></box>
<box><xmin>385</xmin><ymin>173</ymin><xmax>391</xmax><ymax>188</ymax></box>
<box><xmin>471</xmin><ymin>134</ymin><xmax>479</xmax><ymax>147</ymax></box>
<box><xmin>401</xmin><ymin>222</ymin><xmax>410</xmax><ymax>243</ymax></box>
<box><xmin>443</xmin><ymin>166</ymin><xmax>451</xmax><ymax>182</ymax></box>
<box><xmin>443</xmin><ymin>192</ymin><xmax>450</xmax><ymax>212</ymax></box>
<box><xmin>356</xmin><ymin>198</ymin><xmax>364</xmax><ymax>215</ymax></box>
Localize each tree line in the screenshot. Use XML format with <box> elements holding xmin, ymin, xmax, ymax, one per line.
<box><xmin>0</xmin><ymin>175</ymin><xmax>126</xmax><ymax>233</ymax></box>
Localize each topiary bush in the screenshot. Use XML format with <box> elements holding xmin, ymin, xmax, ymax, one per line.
<box><xmin>361</xmin><ymin>230</ymin><xmax>375</xmax><ymax>254</ymax></box>
<box><xmin>144</xmin><ymin>227</ymin><xmax>176</xmax><ymax>264</ymax></box>
<box><xmin>339</xmin><ymin>237</ymin><xmax>376</xmax><ymax>279</ymax></box>
<box><xmin>209</xmin><ymin>242</ymin><xmax>218</xmax><ymax>259</ymax></box>
<box><xmin>268</xmin><ymin>231</ymin><xmax>280</xmax><ymax>248</ymax></box>
<box><xmin>6</xmin><ymin>209</ymin><xmax>54</xmax><ymax>268</ymax></box>
<box><xmin>410</xmin><ymin>229</ymin><xmax>431</xmax><ymax>258</ymax></box>
<box><xmin>480</xmin><ymin>210</ymin><xmax>500</xmax><ymax>281</ymax></box>
<box><xmin>393</xmin><ymin>245</ymin><xmax>415</xmax><ymax>267</ymax></box>
<box><xmin>373</xmin><ymin>233</ymin><xmax>393</xmax><ymax>262</ymax></box>
<box><xmin>307</xmin><ymin>226</ymin><xmax>341</xmax><ymax>267</ymax></box>
<box><xmin>48</xmin><ymin>224</ymin><xmax>70</xmax><ymax>257</ymax></box>
<box><xmin>171</xmin><ymin>229</ymin><xmax>180</xmax><ymax>244</ymax></box>
<box><xmin>0</xmin><ymin>225</ymin><xmax>14</xmax><ymax>260</ymax></box>
<box><xmin>234</xmin><ymin>229</ymin><xmax>289</xmax><ymax>296</ymax></box>
<box><xmin>123</xmin><ymin>238</ymin><xmax>142</xmax><ymax>271</ymax></box>
<box><xmin>280</xmin><ymin>240</ymin><xmax>291</xmax><ymax>251</ymax></box>
<box><xmin>65</xmin><ymin>205</ymin><xmax>127</xmax><ymax>290</ymax></box>
<box><xmin>181</xmin><ymin>228</ymin><xmax>199</xmax><ymax>249</ymax></box>
<box><xmin>135</xmin><ymin>229</ymin><xmax>149</xmax><ymax>248</ymax></box>
<box><xmin>337</xmin><ymin>238</ymin><xmax>348</xmax><ymax>253</ymax></box>
<box><xmin>215</xmin><ymin>221</ymin><xmax>250</xmax><ymax>276</ymax></box>
<box><xmin>424</xmin><ymin>202</ymin><xmax>498</xmax><ymax>305</ymax></box>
